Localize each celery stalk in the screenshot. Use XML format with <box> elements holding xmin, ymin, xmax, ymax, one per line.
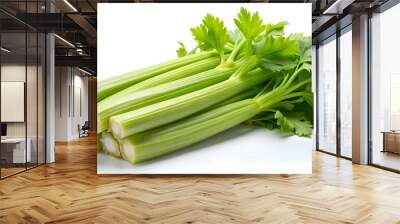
<box><xmin>211</xmin><ymin>84</ymin><xmax>264</xmax><ymax>108</ymax></box>
<box><xmin>98</xmin><ymin>64</ymin><xmax>239</xmax><ymax>133</ymax></box>
<box><xmin>102</xmin><ymin>132</ymin><xmax>121</xmax><ymax>157</ymax></box>
<box><xmin>120</xmin><ymin>67</ymin><xmax>311</xmax><ymax>164</ymax></box>
<box><xmin>120</xmin><ymin>57</ymin><xmax>221</xmax><ymax>95</ymax></box>
<box><xmin>97</xmin><ymin>133</ymin><xmax>103</xmax><ymax>152</ymax></box>
<box><xmin>102</xmin><ymin>56</ymin><xmax>222</xmax><ymax>104</ymax></box>
<box><xmin>110</xmin><ymin>65</ymin><xmax>272</xmax><ymax>139</ymax></box>
<box><xmin>97</xmin><ymin>50</ymin><xmax>217</xmax><ymax>101</ymax></box>
<box><xmin>121</xmin><ymin>99</ymin><xmax>259</xmax><ymax>163</ymax></box>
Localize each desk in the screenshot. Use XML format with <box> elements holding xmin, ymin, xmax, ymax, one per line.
<box><xmin>1</xmin><ymin>138</ymin><xmax>31</xmax><ymax>163</ymax></box>
<box><xmin>382</xmin><ymin>131</ymin><xmax>400</xmax><ymax>154</ymax></box>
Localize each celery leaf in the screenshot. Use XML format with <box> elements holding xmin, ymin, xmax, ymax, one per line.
<box><xmin>234</xmin><ymin>7</ymin><xmax>265</xmax><ymax>41</ymax></box>
<box><xmin>176</xmin><ymin>41</ymin><xmax>187</xmax><ymax>58</ymax></box>
<box><xmin>191</xmin><ymin>14</ymin><xmax>230</xmax><ymax>60</ymax></box>
<box><xmin>255</xmin><ymin>35</ymin><xmax>299</xmax><ymax>72</ymax></box>
<box><xmin>265</xmin><ymin>21</ymin><xmax>288</xmax><ymax>37</ymax></box>
<box><xmin>275</xmin><ymin>110</ymin><xmax>312</xmax><ymax>137</ymax></box>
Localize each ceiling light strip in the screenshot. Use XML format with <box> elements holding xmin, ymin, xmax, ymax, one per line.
<box><xmin>63</xmin><ymin>0</ymin><xmax>78</xmax><ymax>12</ymax></box>
<box><xmin>1</xmin><ymin>47</ymin><xmax>11</xmax><ymax>53</ymax></box>
<box><xmin>323</xmin><ymin>0</ymin><xmax>355</xmax><ymax>15</ymax></box>
<box><xmin>54</xmin><ymin>34</ymin><xmax>75</xmax><ymax>48</ymax></box>
<box><xmin>78</xmin><ymin>67</ymin><xmax>92</xmax><ymax>76</ymax></box>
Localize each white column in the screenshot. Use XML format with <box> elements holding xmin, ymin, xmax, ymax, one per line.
<box><xmin>352</xmin><ymin>14</ymin><xmax>369</xmax><ymax>164</ymax></box>
<box><xmin>45</xmin><ymin>0</ymin><xmax>56</xmax><ymax>163</ymax></box>
<box><xmin>46</xmin><ymin>32</ymin><xmax>55</xmax><ymax>163</ymax></box>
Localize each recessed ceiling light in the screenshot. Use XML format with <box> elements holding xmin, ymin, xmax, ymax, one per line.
<box><xmin>1</xmin><ymin>47</ymin><xmax>11</xmax><ymax>53</ymax></box>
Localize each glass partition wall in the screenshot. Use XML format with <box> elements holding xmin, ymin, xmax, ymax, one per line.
<box><xmin>370</xmin><ymin>3</ymin><xmax>400</xmax><ymax>172</ymax></box>
<box><xmin>317</xmin><ymin>35</ymin><xmax>337</xmax><ymax>155</ymax></box>
<box><xmin>315</xmin><ymin>1</ymin><xmax>400</xmax><ymax>172</ymax></box>
<box><xmin>0</xmin><ymin>3</ymin><xmax>46</xmax><ymax>179</ymax></box>
<box><xmin>339</xmin><ymin>26</ymin><xmax>352</xmax><ymax>159</ymax></box>
<box><xmin>0</xmin><ymin>31</ymin><xmax>27</xmax><ymax>177</ymax></box>
<box><xmin>316</xmin><ymin>26</ymin><xmax>353</xmax><ymax>159</ymax></box>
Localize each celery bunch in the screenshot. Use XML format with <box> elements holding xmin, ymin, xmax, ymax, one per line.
<box><xmin>98</xmin><ymin>8</ymin><xmax>313</xmax><ymax>164</ymax></box>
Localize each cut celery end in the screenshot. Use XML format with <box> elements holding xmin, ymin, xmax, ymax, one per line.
<box><xmin>110</xmin><ymin>69</ymin><xmax>270</xmax><ymax>138</ymax></box>
<box><xmin>97</xmin><ymin>50</ymin><xmax>217</xmax><ymax>101</ymax></box>
<box><xmin>121</xmin><ymin>141</ymin><xmax>135</xmax><ymax>163</ymax></box>
<box><xmin>102</xmin><ymin>132</ymin><xmax>121</xmax><ymax>158</ymax></box>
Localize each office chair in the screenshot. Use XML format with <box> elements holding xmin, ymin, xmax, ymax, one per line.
<box><xmin>79</xmin><ymin>121</ymin><xmax>90</xmax><ymax>138</ymax></box>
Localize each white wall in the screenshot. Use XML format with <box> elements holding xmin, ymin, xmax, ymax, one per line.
<box><xmin>1</xmin><ymin>65</ymin><xmax>26</xmax><ymax>138</ymax></box>
<box><xmin>71</xmin><ymin>72</ymin><xmax>89</xmax><ymax>138</ymax></box>
<box><xmin>1</xmin><ymin>65</ymin><xmax>38</xmax><ymax>138</ymax></box>
<box><xmin>55</xmin><ymin>67</ymin><xmax>89</xmax><ymax>141</ymax></box>
<box><xmin>55</xmin><ymin>66</ymin><xmax>70</xmax><ymax>141</ymax></box>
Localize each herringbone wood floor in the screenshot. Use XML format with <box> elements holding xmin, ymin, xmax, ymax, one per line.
<box><xmin>1</xmin><ymin>135</ymin><xmax>400</xmax><ymax>224</ymax></box>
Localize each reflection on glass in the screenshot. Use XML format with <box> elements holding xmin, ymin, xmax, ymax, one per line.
<box><xmin>318</xmin><ymin>36</ymin><xmax>337</xmax><ymax>154</ymax></box>
<box><xmin>38</xmin><ymin>33</ymin><xmax>46</xmax><ymax>165</ymax></box>
<box><xmin>1</xmin><ymin>32</ymin><xmax>27</xmax><ymax>177</ymax></box>
<box><xmin>0</xmin><ymin>1</ymin><xmax>47</xmax><ymax>179</ymax></box>
<box><xmin>27</xmin><ymin>31</ymin><xmax>38</xmax><ymax>169</ymax></box>
<box><xmin>371</xmin><ymin>3</ymin><xmax>400</xmax><ymax>171</ymax></box>
<box><xmin>340</xmin><ymin>28</ymin><xmax>352</xmax><ymax>158</ymax></box>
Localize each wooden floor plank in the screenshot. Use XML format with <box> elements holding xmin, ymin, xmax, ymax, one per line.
<box><xmin>0</xmin><ymin>135</ymin><xmax>400</xmax><ymax>224</ymax></box>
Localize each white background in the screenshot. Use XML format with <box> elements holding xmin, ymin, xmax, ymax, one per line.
<box><xmin>98</xmin><ymin>3</ymin><xmax>312</xmax><ymax>80</ymax></box>
<box><xmin>97</xmin><ymin>3</ymin><xmax>312</xmax><ymax>174</ymax></box>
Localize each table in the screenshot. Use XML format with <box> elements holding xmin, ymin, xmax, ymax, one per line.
<box><xmin>1</xmin><ymin>138</ymin><xmax>31</xmax><ymax>163</ymax></box>
<box><xmin>381</xmin><ymin>131</ymin><xmax>400</xmax><ymax>154</ymax></box>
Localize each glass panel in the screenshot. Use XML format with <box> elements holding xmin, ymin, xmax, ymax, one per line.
<box><xmin>312</xmin><ymin>45</ymin><xmax>317</xmax><ymax>150</ymax></box>
<box><xmin>26</xmin><ymin>0</ymin><xmax>39</xmax><ymax>169</ymax></box>
<box><xmin>27</xmin><ymin>31</ymin><xmax>38</xmax><ymax>169</ymax></box>
<box><xmin>0</xmin><ymin>1</ymin><xmax>46</xmax><ymax>178</ymax></box>
<box><xmin>371</xmin><ymin>4</ymin><xmax>400</xmax><ymax>171</ymax></box>
<box><xmin>339</xmin><ymin>28</ymin><xmax>352</xmax><ymax>158</ymax></box>
<box><xmin>38</xmin><ymin>32</ymin><xmax>45</xmax><ymax>165</ymax></box>
<box><xmin>318</xmin><ymin>36</ymin><xmax>337</xmax><ymax>154</ymax></box>
<box><xmin>1</xmin><ymin>31</ymin><xmax>27</xmax><ymax>177</ymax></box>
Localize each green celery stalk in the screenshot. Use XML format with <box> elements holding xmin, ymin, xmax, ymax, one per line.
<box><xmin>102</xmin><ymin>56</ymin><xmax>222</xmax><ymax>104</ymax></box>
<box><xmin>102</xmin><ymin>132</ymin><xmax>121</xmax><ymax>157</ymax></box>
<box><xmin>120</xmin><ymin>99</ymin><xmax>258</xmax><ymax>163</ymax></box>
<box><xmin>98</xmin><ymin>63</ymin><xmax>240</xmax><ymax>133</ymax></box>
<box><xmin>110</xmin><ymin>58</ymin><xmax>272</xmax><ymax>139</ymax></box>
<box><xmin>97</xmin><ymin>133</ymin><xmax>103</xmax><ymax>152</ymax></box>
<box><xmin>211</xmin><ymin>84</ymin><xmax>264</xmax><ymax>108</ymax></box>
<box><xmin>97</xmin><ymin>50</ymin><xmax>217</xmax><ymax>101</ymax></box>
<box><xmin>120</xmin><ymin>67</ymin><xmax>310</xmax><ymax>164</ymax></box>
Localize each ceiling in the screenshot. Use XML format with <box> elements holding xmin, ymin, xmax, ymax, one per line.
<box><xmin>0</xmin><ymin>0</ymin><xmax>99</xmax><ymax>73</ymax></box>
